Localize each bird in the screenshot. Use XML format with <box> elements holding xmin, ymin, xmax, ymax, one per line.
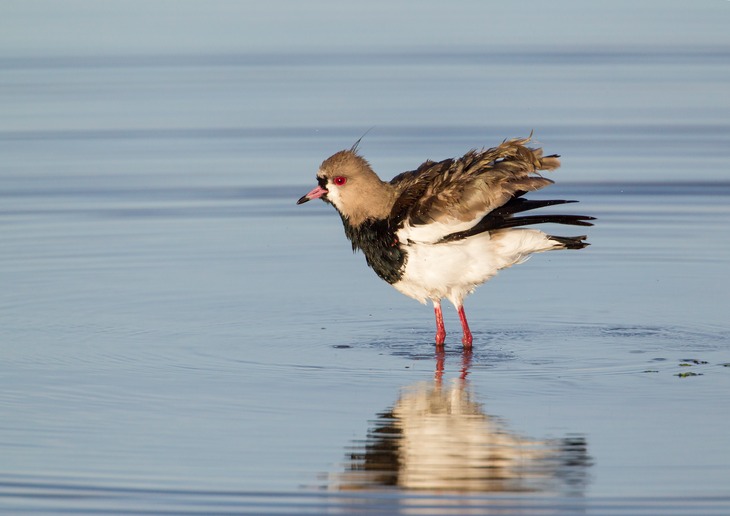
<box><xmin>297</xmin><ymin>136</ymin><xmax>594</xmax><ymax>348</ymax></box>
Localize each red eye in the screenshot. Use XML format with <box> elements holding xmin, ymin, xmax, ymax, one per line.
<box><xmin>333</xmin><ymin>176</ymin><xmax>347</xmax><ymax>186</ymax></box>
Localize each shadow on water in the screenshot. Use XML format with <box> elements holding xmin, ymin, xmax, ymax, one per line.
<box><xmin>328</xmin><ymin>350</ymin><xmax>592</xmax><ymax>495</ymax></box>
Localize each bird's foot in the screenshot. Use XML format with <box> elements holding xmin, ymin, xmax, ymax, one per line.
<box><xmin>435</xmin><ymin>330</ymin><xmax>446</xmax><ymax>347</ymax></box>
<box><xmin>461</xmin><ymin>331</ymin><xmax>473</xmax><ymax>348</ymax></box>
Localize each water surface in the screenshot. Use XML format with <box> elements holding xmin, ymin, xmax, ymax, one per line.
<box><xmin>2</xmin><ymin>24</ymin><xmax>730</xmax><ymax>516</ymax></box>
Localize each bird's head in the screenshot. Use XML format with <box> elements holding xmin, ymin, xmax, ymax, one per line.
<box><xmin>297</xmin><ymin>150</ymin><xmax>393</xmax><ymax>225</ymax></box>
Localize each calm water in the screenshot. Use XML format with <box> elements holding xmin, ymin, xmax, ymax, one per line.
<box><xmin>2</xmin><ymin>41</ymin><xmax>730</xmax><ymax>515</ymax></box>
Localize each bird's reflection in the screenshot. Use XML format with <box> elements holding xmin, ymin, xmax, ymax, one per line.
<box><xmin>332</xmin><ymin>350</ymin><xmax>591</xmax><ymax>494</ymax></box>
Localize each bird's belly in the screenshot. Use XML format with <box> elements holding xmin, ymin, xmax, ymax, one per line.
<box><xmin>392</xmin><ymin>238</ymin><xmax>503</xmax><ymax>305</ymax></box>
<box><xmin>392</xmin><ymin>229</ymin><xmax>555</xmax><ymax>305</ymax></box>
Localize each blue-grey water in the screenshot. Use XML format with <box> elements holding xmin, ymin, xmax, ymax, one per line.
<box><xmin>2</xmin><ymin>2</ymin><xmax>730</xmax><ymax>515</ymax></box>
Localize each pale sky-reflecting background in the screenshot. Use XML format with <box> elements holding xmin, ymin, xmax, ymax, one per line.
<box><xmin>2</xmin><ymin>1</ymin><xmax>730</xmax><ymax>514</ymax></box>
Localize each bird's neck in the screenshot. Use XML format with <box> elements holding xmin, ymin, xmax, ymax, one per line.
<box><xmin>338</xmin><ymin>181</ymin><xmax>396</xmax><ymax>228</ymax></box>
<box><xmin>339</xmin><ymin>210</ymin><xmax>406</xmax><ymax>284</ymax></box>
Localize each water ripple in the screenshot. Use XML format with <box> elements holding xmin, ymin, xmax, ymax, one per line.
<box><xmin>2</xmin><ymin>474</ymin><xmax>730</xmax><ymax>515</ymax></box>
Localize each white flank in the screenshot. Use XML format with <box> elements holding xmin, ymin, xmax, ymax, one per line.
<box><xmin>393</xmin><ymin>228</ymin><xmax>561</xmax><ymax>307</ymax></box>
<box><xmin>399</xmin><ymin>217</ymin><xmax>478</xmax><ymax>245</ymax></box>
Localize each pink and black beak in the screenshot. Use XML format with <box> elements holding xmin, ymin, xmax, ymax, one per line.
<box><xmin>296</xmin><ymin>178</ymin><xmax>328</xmax><ymax>204</ymax></box>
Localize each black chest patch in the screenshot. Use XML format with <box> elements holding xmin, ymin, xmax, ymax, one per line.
<box><xmin>341</xmin><ymin>216</ymin><xmax>406</xmax><ymax>284</ymax></box>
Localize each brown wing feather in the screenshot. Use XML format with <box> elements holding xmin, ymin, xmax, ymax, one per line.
<box><xmin>389</xmin><ymin>137</ymin><xmax>560</xmax><ymax>226</ymax></box>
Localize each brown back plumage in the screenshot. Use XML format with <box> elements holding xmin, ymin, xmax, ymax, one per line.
<box><xmin>389</xmin><ymin>136</ymin><xmax>560</xmax><ymax>226</ymax></box>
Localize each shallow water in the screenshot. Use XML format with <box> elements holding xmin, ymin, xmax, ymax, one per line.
<box><xmin>3</xmin><ymin>9</ymin><xmax>730</xmax><ymax>514</ymax></box>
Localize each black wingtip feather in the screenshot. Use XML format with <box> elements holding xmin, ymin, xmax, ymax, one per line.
<box><xmin>496</xmin><ymin>214</ymin><xmax>596</xmax><ymax>229</ymax></box>
<box><xmin>436</xmin><ymin>195</ymin><xmax>595</xmax><ymax>244</ymax></box>
<box><xmin>492</xmin><ymin>198</ymin><xmax>579</xmax><ymax>217</ymax></box>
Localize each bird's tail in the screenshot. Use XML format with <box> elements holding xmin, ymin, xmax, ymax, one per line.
<box><xmin>549</xmin><ymin>234</ymin><xmax>590</xmax><ymax>249</ymax></box>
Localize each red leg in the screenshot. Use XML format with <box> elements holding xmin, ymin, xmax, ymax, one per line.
<box><xmin>457</xmin><ymin>305</ymin><xmax>473</xmax><ymax>348</ymax></box>
<box><xmin>434</xmin><ymin>302</ymin><xmax>446</xmax><ymax>346</ymax></box>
